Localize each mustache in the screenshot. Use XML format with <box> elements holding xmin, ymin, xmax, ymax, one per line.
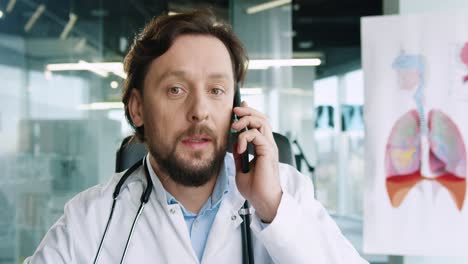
<box><xmin>176</xmin><ymin>125</ymin><xmax>217</xmax><ymax>142</ymax></box>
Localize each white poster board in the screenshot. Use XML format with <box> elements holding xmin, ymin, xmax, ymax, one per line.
<box><xmin>362</xmin><ymin>11</ymin><xmax>468</xmax><ymax>255</ymax></box>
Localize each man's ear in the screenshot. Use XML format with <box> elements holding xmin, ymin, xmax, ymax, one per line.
<box><xmin>128</xmin><ymin>89</ymin><xmax>144</xmax><ymax>127</ymax></box>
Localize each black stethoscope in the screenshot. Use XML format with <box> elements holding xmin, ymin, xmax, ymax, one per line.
<box><xmin>93</xmin><ymin>157</ymin><xmax>254</xmax><ymax>264</ymax></box>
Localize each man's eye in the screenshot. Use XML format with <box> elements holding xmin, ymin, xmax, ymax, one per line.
<box><xmin>169</xmin><ymin>87</ymin><xmax>183</xmax><ymax>94</ymax></box>
<box><xmin>211</xmin><ymin>88</ymin><xmax>224</xmax><ymax>95</ymax></box>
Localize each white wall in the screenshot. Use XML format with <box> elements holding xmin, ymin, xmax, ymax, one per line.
<box><xmin>393</xmin><ymin>0</ymin><xmax>468</xmax><ymax>263</ymax></box>
<box><xmin>400</xmin><ymin>0</ymin><xmax>468</xmax><ymax>14</ymax></box>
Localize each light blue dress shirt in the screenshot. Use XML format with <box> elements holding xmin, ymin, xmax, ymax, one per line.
<box><xmin>165</xmin><ymin>161</ymin><xmax>230</xmax><ymax>262</ymax></box>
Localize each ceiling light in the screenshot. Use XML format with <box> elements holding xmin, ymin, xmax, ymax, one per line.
<box><xmin>249</xmin><ymin>58</ymin><xmax>321</xmax><ymax>69</ymax></box>
<box><xmin>46</xmin><ymin>62</ymin><xmax>86</xmax><ymax>71</ymax></box>
<box><xmin>46</xmin><ymin>58</ymin><xmax>320</xmax><ymax>78</ymax></box>
<box><xmin>90</xmin><ymin>62</ymin><xmax>126</xmax><ymax>78</ymax></box>
<box><xmin>110</xmin><ymin>81</ymin><xmax>119</xmax><ymax>89</ymax></box>
<box><xmin>73</xmin><ymin>38</ymin><xmax>87</xmax><ymax>51</ymax></box>
<box><xmin>240</xmin><ymin>88</ymin><xmax>263</xmax><ymax>95</ymax></box>
<box><xmin>78</xmin><ymin>102</ymin><xmax>123</xmax><ymax>110</ymax></box>
<box><xmin>247</xmin><ymin>64</ymin><xmax>270</xmax><ymax>70</ymax></box>
<box><xmin>0</xmin><ymin>10</ymin><xmax>3</xmax><ymax>19</ymax></box>
<box><xmin>60</xmin><ymin>13</ymin><xmax>78</xmax><ymax>40</ymax></box>
<box><xmin>24</xmin><ymin>4</ymin><xmax>45</xmax><ymax>32</ymax></box>
<box><xmin>46</xmin><ymin>60</ymin><xmax>109</xmax><ymax>77</ymax></box>
<box><xmin>46</xmin><ymin>61</ymin><xmax>126</xmax><ymax>78</ymax></box>
<box><xmin>79</xmin><ymin>60</ymin><xmax>108</xmax><ymax>77</ymax></box>
<box><xmin>6</xmin><ymin>0</ymin><xmax>16</xmax><ymax>13</ymax></box>
<box><xmin>278</xmin><ymin>88</ymin><xmax>314</xmax><ymax>96</ymax></box>
<box><xmin>246</xmin><ymin>0</ymin><xmax>291</xmax><ymax>15</ymax></box>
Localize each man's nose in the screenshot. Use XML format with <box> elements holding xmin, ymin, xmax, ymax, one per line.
<box><xmin>187</xmin><ymin>91</ymin><xmax>209</xmax><ymax>123</ymax></box>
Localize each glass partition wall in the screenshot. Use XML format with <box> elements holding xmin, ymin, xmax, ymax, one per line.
<box><xmin>0</xmin><ymin>1</ymin><xmax>166</xmax><ymax>262</ymax></box>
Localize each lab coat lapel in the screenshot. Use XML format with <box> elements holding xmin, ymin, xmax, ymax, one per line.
<box><xmin>145</xmin><ymin>166</ymin><xmax>199</xmax><ymax>263</ymax></box>
<box><xmin>166</xmin><ymin>204</ymin><xmax>199</xmax><ymax>261</ymax></box>
<box><xmin>201</xmin><ymin>186</ymin><xmax>245</xmax><ymax>263</ymax></box>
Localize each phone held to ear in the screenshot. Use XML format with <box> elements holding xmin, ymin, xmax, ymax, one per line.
<box><xmin>233</xmin><ymin>85</ymin><xmax>250</xmax><ymax>173</ymax></box>
<box><xmin>233</xmin><ymin>85</ymin><xmax>255</xmax><ymax>264</ymax></box>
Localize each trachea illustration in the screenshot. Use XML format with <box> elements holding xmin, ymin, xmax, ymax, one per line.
<box><xmin>385</xmin><ymin>52</ymin><xmax>467</xmax><ymax>211</ymax></box>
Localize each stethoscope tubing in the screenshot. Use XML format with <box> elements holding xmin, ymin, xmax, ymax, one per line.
<box><xmin>93</xmin><ymin>158</ymin><xmax>152</xmax><ymax>264</ymax></box>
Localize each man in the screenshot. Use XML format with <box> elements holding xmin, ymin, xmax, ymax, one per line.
<box><xmin>26</xmin><ymin>10</ymin><xmax>367</xmax><ymax>263</ymax></box>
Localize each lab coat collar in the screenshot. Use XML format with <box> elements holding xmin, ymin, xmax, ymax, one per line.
<box><xmin>144</xmin><ymin>154</ymin><xmax>173</xmax><ymax>209</ymax></box>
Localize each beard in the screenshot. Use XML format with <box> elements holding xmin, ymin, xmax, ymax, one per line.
<box><xmin>148</xmin><ymin>124</ymin><xmax>229</xmax><ymax>187</ymax></box>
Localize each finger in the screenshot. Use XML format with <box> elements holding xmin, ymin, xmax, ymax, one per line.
<box><xmin>237</xmin><ymin>129</ymin><xmax>275</xmax><ymax>155</ymax></box>
<box><xmin>232</xmin><ymin>115</ymin><xmax>268</xmax><ymax>131</ymax></box>
<box><xmin>233</xmin><ymin>104</ymin><xmax>268</xmax><ymax>120</ymax></box>
<box><xmin>232</xmin><ymin>116</ymin><xmax>275</xmax><ymax>143</ymax></box>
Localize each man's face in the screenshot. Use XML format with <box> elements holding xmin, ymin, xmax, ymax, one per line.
<box><xmin>132</xmin><ymin>34</ymin><xmax>235</xmax><ymax>186</ymax></box>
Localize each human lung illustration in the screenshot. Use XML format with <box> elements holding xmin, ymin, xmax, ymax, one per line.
<box><xmin>385</xmin><ymin>110</ymin><xmax>422</xmax><ymax>207</ymax></box>
<box><xmin>461</xmin><ymin>42</ymin><xmax>468</xmax><ymax>83</ymax></box>
<box><xmin>385</xmin><ymin>109</ymin><xmax>467</xmax><ymax>210</ymax></box>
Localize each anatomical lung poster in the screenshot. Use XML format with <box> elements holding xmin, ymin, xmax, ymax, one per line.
<box><xmin>362</xmin><ymin>12</ymin><xmax>468</xmax><ymax>255</ymax></box>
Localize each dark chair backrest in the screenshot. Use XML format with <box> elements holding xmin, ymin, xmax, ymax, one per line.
<box><xmin>115</xmin><ymin>132</ymin><xmax>295</xmax><ymax>173</ymax></box>
<box><xmin>115</xmin><ymin>136</ymin><xmax>148</xmax><ymax>173</ymax></box>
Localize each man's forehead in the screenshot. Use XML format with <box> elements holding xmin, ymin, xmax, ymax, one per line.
<box><xmin>156</xmin><ymin>70</ymin><xmax>233</xmax><ymax>81</ymax></box>
<box><xmin>145</xmin><ymin>35</ymin><xmax>235</xmax><ymax>83</ymax></box>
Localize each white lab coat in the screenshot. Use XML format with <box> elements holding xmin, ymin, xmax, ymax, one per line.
<box><xmin>25</xmin><ymin>154</ymin><xmax>367</xmax><ymax>264</ymax></box>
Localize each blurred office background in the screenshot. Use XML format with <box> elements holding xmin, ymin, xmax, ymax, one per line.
<box><xmin>0</xmin><ymin>0</ymin><xmax>467</xmax><ymax>263</ymax></box>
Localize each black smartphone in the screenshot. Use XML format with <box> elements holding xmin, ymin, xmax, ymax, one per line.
<box><xmin>233</xmin><ymin>85</ymin><xmax>255</xmax><ymax>264</ymax></box>
<box><xmin>233</xmin><ymin>85</ymin><xmax>250</xmax><ymax>173</ymax></box>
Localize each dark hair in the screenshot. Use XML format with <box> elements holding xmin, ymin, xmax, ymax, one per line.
<box><xmin>122</xmin><ymin>9</ymin><xmax>249</xmax><ymax>142</ymax></box>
